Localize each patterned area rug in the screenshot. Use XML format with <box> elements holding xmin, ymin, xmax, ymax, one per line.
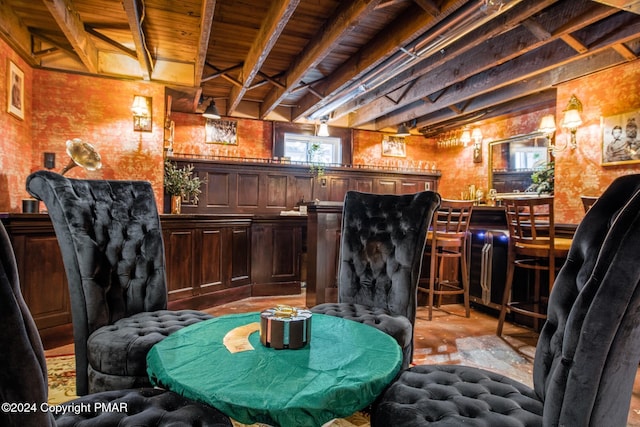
<box><xmin>46</xmin><ymin>354</ymin><xmax>78</xmax><ymax>405</ymax></box>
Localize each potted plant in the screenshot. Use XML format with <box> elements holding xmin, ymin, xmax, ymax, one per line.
<box><xmin>528</xmin><ymin>161</ymin><xmax>554</xmax><ymax>195</ymax></box>
<box><xmin>164</xmin><ymin>160</ymin><xmax>202</xmax><ymax>213</ymax></box>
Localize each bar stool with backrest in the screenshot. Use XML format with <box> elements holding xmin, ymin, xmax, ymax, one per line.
<box><xmin>497</xmin><ymin>196</ymin><xmax>572</xmax><ymax>336</ymax></box>
<box><xmin>418</xmin><ymin>199</ymin><xmax>474</xmax><ymax>320</ymax></box>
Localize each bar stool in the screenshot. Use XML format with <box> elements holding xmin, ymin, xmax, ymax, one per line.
<box><xmin>418</xmin><ymin>199</ymin><xmax>474</xmax><ymax>320</ymax></box>
<box><xmin>496</xmin><ymin>196</ymin><xmax>572</xmax><ymax>336</ymax></box>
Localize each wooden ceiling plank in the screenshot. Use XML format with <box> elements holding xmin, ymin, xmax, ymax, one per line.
<box><xmin>43</xmin><ymin>0</ymin><xmax>99</xmax><ymax>73</ymax></box>
<box><xmin>0</xmin><ymin>0</ymin><xmax>35</xmax><ymax>64</ymax></box>
<box><xmin>259</xmin><ymin>0</ymin><xmax>383</xmax><ymax>119</ymax></box>
<box><xmin>228</xmin><ymin>0</ymin><xmax>300</xmax><ymax>114</ymax></box>
<box><xmin>194</xmin><ymin>0</ymin><xmax>216</xmax><ymax>87</ymax></box>
<box><xmin>121</xmin><ymin>0</ymin><xmax>153</xmax><ymax>80</ymax></box>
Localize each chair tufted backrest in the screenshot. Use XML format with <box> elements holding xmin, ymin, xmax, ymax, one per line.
<box><xmin>26</xmin><ymin>171</ymin><xmax>168</xmax><ymax>351</ymax></box>
<box><xmin>533</xmin><ymin>174</ymin><xmax>640</xmax><ymax>426</ymax></box>
<box><xmin>338</xmin><ymin>190</ymin><xmax>441</xmax><ymax>325</ymax></box>
<box><xmin>0</xmin><ymin>221</ymin><xmax>56</xmax><ymax>427</ymax></box>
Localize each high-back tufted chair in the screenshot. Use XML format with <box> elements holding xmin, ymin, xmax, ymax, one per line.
<box><xmin>311</xmin><ymin>190</ymin><xmax>441</xmax><ymax>369</ymax></box>
<box><xmin>372</xmin><ymin>174</ymin><xmax>640</xmax><ymax>427</ymax></box>
<box><xmin>26</xmin><ymin>170</ymin><xmax>212</xmax><ymax>395</ymax></box>
<box><xmin>0</xmin><ymin>220</ymin><xmax>232</xmax><ymax>427</ymax></box>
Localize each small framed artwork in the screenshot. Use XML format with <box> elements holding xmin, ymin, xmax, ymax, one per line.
<box><xmin>205</xmin><ymin>119</ymin><xmax>238</xmax><ymax>144</ymax></box>
<box><xmin>7</xmin><ymin>60</ymin><xmax>24</xmax><ymax>120</ymax></box>
<box><xmin>601</xmin><ymin>110</ymin><xmax>639</xmax><ymax>166</ymax></box>
<box><xmin>381</xmin><ymin>136</ymin><xmax>406</xmax><ymax>157</ymax></box>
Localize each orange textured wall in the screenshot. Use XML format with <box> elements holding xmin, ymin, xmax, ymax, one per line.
<box><xmin>171</xmin><ymin>112</ymin><xmax>272</xmax><ymax>159</ymax></box>
<box><xmin>30</xmin><ymin>70</ymin><xmax>166</xmax><ymax>207</ymax></box>
<box><xmin>352</xmin><ymin>130</ymin><xmax>437</xmax><ymax>172</ymax></box>
<box><xmin>554</xmin><ymin>60</ymin><xmax>640</xmax><ymax>224</ymax></box>
<box><xmin>0</xmin><ymin>40</ymin><xmax>33</xmax><ymax>212</ymax></box>
<box><xmin>433</xmin><ymin>109</ymin><xmax>554</xmax><ymax>200</ymax></box>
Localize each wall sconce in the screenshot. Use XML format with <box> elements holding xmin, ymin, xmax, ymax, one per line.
<box><xmin>460</xmin><ymin>129</ymin><xmax>472</xmax><ymax>146</ymax></box>
<box><xmin>396</xmin><ymin>123</ymin><xmax>411</xmax><ymax>137</ymax></box>
<box><xmin>132</xmin><ymin>95</ymin><xmax>152</xmax><ymax>132</ymax></box>
<box><xmin>202</xmin><ymin>99</ymin><xmax>221</xmax><ymax>119</ymax></box>
<box><xmin>472</xmin><ymin>128</ymin><xmax>483</xmax><ymax>163</ymax></box>
<box><xmin>539</xmin><ymin>113</ymin><xmax>567</xmax><ymax>154</ymax></box>
<box><xmin>317</xmin><ymin>117</ymin><xmax>330</xmax><ymax>137</ymax></box>
<box><xmin>561</xmin><ymin>94</ymin><xmax>583</xmax><ymax>149</ymax></box>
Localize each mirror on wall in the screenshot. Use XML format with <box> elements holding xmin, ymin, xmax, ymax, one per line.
<box><xmin>488</xmin><ymin>131</ymin><xmax>549</xmax><ymax>193</ymax></box>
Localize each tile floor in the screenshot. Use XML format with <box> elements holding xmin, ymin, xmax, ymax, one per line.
<box><xmin>45</xmin><ymin>294</ymin><xmax>640</xmax><ymax>426</ymax></box>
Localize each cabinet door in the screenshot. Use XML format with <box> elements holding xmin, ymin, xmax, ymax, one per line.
<box><xmin>14</xmin><ymin>234</ymin><xmax>71</xmax><ymax>330</ymax></box>
<box><xmin>164</xmin><ymin>229</ymin><xmax>197</xmax><ymax>301</ymax></box>
<box><xmin>230</xmin><ymin>227</ymin><xmax>251</xmax><ymax>286</ymax></box>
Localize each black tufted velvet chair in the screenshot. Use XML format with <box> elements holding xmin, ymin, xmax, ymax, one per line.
<box><xmin>371</xmin><ymin>174</ymin><xmax>640</xmax><ymax>426</ymax></box>
<box><xmin>0</xmin><ymin>220</ymin><xmax>232</xmax><ymax>427</ymax></box>
<box><xmin>311</xmin><ymin>190</ymin><xmax>441</xmax><ymax>369</ymax></box>
<box><xmin>26</xmin><ymin>171</ymin><xmax>212</xmax><ymax>396</ymax></box>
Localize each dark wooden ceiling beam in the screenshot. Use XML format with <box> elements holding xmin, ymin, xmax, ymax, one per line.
<box><xmin>260</xmin><ymin>0</ymin><xmax>383</xmax><ymax>119</ymax></box>
<box><xmin>43</xmin><ymin>0</ymin><xmax>99</xmax><ymax>73</ymax></box>
<box><xmin>347</xmin><ymin>0</ymin><xmax>618</xmax><ymax>127</ymax></box>
<box><xmin>194</xmin><ymin>0</ymin><xmax>217</xmax><ymax>87</ymax></box>
<box><xmin>122</xmin><ymin>0</ymin><xmax>153</xmax><ymax>80</ymax></box>
<box><xmin>291</xmin><ymin>0</ymin><xmax>463</xmax><ymax>122</ymax></box>
<box><xmin>341</xmin><ymin>0</ymin><xmax>563</xmax><ymax>124</ymax></box>
<box><xmin>412</xmin><ymin>0</ymin><xmax>440</xmax><ymax>16</ymax></box>
<box><xmin>373</xmin><ymin>42</ymin><xmax>635</xmax><ymax>129</ymax></box>
<box><xmin>228</xmin><ymin>0</ymin><xmax>300</xmax><ymax>114</ymax></box>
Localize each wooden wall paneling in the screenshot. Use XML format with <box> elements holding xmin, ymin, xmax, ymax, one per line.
<box><xmin>164</xmin><ymin>229</ymin><xmax>197</xmax><ymax>301</ymax></box>
<box><xmin>329</xmin><ymin>176</ymin><xmax>350</xmax><ymax>201</ymax></box>
<box><xmin>291</xmin><ymin>174</ymin><xmax>314</xmax><ymax>205</ymax></box>
<box><xmin>400</xmin><ymin>179</ymin><xmax>422</xmax><ymax>194</ymax></box>
<box><xmin>205</xmin><ymin>171</ymin><xmax>233</xmax><ymax>208</ymax></box>
<box><xmin>230</xmin><ymin>227</ymin><xmax>251</xmax><ymax>285</ymax></box>
<box><xmin>305</xmin><ymin>202</ymin><xmax>343</xmax><ymax>307</ymax></box>
<box><xmin>265</xmin><ymin>173</ymin><xmax>289</xmax><ymax>208</ymax></box>
<box><xmin>15</xmin><ymin>234</ymin><xmax>70</xmax><ymax>330</ymax></box>
<box><xmin>250</xmin><ymin>217</ymin><xmax>303</xmax><ymax>296</ymax></box>
<box><xmin>199</xmin><ymin>228</ymin><xmax>224</xmax><ymax>292</ymax></box>
<box><xmin>237</xmin><ymin>173</ymin><xmax>260</xmax><ymax>208</ymax></box>
<box><xmin>376</xmin><ymin>179</ymin><xmax>398</xmax><ymax>194</ymax></box>
<box><xmin>353</xmin><ymin>178</ymin><xmax>374</xmax><ymax>193</ymax></box>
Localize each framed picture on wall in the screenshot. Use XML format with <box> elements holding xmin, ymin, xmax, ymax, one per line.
<box><xmin>7</xmin><ymin>60</ymin><xmax>24</xmax><ymax>120</ymax></box>
<box><xmin>381</xmin><ymin>136</ymin><xmax>406</xmax><ymax>157</ymax></box>
<box><xmin>205</xmin><ymin>119</ymin><xmax>238</xmax><ymax>144</ymax></box>
<box><xmin>601</xmin><ymin>110</ymin><xmax>639</xmax><ymax>166</ymax></box>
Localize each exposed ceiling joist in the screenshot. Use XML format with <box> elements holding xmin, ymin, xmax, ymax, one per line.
<box><xmin>122</xmin><ymin>0</ymin><xmax>153</xmax><ymax>80</ymax></box>
<box><xmin>194</xmin><ymin>0</ymin><xmax>216</xmax><ymax>87</ymax></box>
<box><xmin>260</xmin><ymin>0</ymin><xmax>384</xmax><ymax>119</ymax></box>
<box><xmin>228</xmin><ymin>0</ymin><xmax>300</xmax><ymax>114</ymax></box>
<box><xmin>43</xmin><ymin>0</ymin><xmax>99</xmax><ymax>73</ymax></box>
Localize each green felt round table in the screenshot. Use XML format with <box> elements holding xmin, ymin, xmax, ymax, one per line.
<box><xmin>146</xmin><ymin>312</ymin><xmax>402</xmax><ymax>427</ymax></box>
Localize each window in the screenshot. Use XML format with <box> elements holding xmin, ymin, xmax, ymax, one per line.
<box><xmin>283</xmin><ymin>133</ymin><xmax>342</xmax><ymax>164</ymax></box>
